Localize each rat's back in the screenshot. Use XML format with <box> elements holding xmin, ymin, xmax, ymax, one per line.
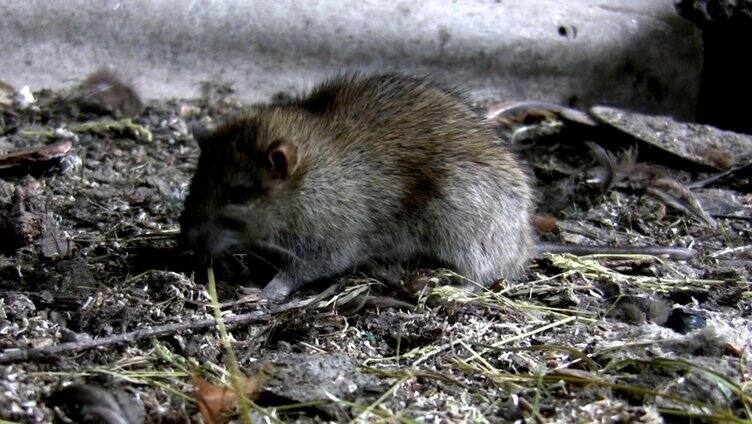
<box><xmin>285</xmin><ymin>74</ymin><xmax>534</xmax><ymax>283</ymax></box>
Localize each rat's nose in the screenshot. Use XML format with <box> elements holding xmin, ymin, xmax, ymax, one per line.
<box><xmin>180</xmin><ymin>224</ymin><xmax>211</xmax><ymax>255</ymax></box>
<box><xmin>181</xmin><ymin>221</ymin><xmax>240</xmax><ymax>257</ymax></box>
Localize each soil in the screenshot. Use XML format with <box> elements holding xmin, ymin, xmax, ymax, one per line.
<box><xmin>0</xmin><ymin>83</ymin><xmax>750</xmax><ymax>423</ymax></box>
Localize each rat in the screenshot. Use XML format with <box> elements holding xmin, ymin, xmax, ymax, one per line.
<box><xmin>76</xmin><ymin>68</ymin><xmax>143</xmax><ymax>117</ymax></box>
<box><xmin>180</xmin><ymin>73</ymin><xmax>695</xmax><ymax>300</ymax></box>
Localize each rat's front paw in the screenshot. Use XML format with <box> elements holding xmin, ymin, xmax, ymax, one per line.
<box><xmin>238</xmin><ymin>286</ymin><xmax>263</xmax><ymax>297</ymax></box>
<box><xmin>261</xmin><ymin>274</ymin><xmax>295</xmax><ymax>301</ymax></box>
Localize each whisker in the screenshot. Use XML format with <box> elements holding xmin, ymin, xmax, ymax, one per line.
<box><xmin>78</xmin><ymin>83</ymin><xmax>116</xmax><ymax>100</ymax></box>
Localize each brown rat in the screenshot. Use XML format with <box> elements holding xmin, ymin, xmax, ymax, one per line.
<box><xmin>180</xmin><ymin>73</ymin><xmax>696</xmax><ymax>300</ymax></box>
<box><xmin>180</xmin><ymin>73</ymin><xmax>534</xmax><ymax>299</ymax></box>
<box><xmin>76</xmin><ymin>68</ymin><xmax>143</xmax><ymax>117</ymax></box>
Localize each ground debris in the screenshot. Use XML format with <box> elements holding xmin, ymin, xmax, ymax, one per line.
<box><xmin>0</xmin><ymin>83</ymin><xmax>750</xmax><ymax>423</ymax></box>
<box><xmin>254</xmin><ymin>352</ymin><xmax>383</xmax><ymax>421</ymax></box>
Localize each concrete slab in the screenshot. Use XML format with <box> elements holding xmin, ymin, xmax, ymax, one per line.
<box><xmin>1</xmin><ymin>0</ymin><xmax>701</xmax><ymax>118</ymax></box>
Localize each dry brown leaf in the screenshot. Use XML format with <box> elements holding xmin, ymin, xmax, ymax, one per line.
<box><xmin>192</xmin><ymin>363</ymin><xmax>273</xmax><ymax>424</ymax></box>
<box><xmin>723</xmin><ymin>342</ymin><xmax>744</xmax><ymax>358</ymax></box>
<box><xmin>0</xmin><ymin>140</ymin><xmax>72</xmax><ymax>170</ymax></box>
<box><xmin>531</xmin><ymin>213</ymin><xmax>558</xmax><ymax>233</ymax></box>
<box><xmin>587</xmin><ymin>142</ymin><xmax>715</xmax><ymax>226</ymax></box>
<box><xmin>487</xmin><ymin>101</ymin><xmax>596</xmax><ymax>127</ymax></box>
<box><xmin>193</xmin><ymin>375</ymin><xmax>237</xmax><ymax>424</ymax></box>
<box><xmin>647</xmin><ymin>177</ymin><xmax>716</xmax><ymax>226</ymax></box>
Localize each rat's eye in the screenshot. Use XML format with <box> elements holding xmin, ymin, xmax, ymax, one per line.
<box><xmin>224</xmin><ymin>184</ymin><xmax>261</xmax><ymax>204</ymax></box>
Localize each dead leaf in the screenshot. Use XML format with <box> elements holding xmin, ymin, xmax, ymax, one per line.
<box><xmin>587</xmin><ymin>142</ymin><xmax>715</xmax><ymax>226</ymax></box>
<box><xmin>724</xmin><ymin>342</ymin><xmax>744</xmax><ymax>358</ymax></box>
<box><xmin>587</xmin><ymin>141</ymin><xmax>641</xmax><ymax>190</ymax></box>
<box><xmin>647</xmin><ymin>177</ymin><xmax>716</xmax><ymax>226</ymax></box>
<box><xmin>192</xmin><ymin>363</ymin><xmax>273</xmax><ymax>423</ymax></box>
<box><xmin>486</xmin><ymin>100</ymin><xmax>595</xmax><ymax>143</ymax></box>
<box><xmin>531</xmin><ymin>214</ymin><xmax>558</xmax><ymax>233</ymax></box>
<box><xmin>0</xmin><ymin>140</ymin><xmax>72</xmax><ymax>170</ymax></box>
<box><xmin>487</xmin><ymin>101</ymin><xmax>597</xmax><ymax>127</ymax></box>
<box><xmin>193</xmin><ymin>375</ymin><xmax>237</xmax><ymax>424</ymax></box>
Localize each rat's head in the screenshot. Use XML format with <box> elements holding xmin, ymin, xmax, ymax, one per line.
<box><xmin>180</xmin><ymin>114</ymin><xmax>302</xmax><ymax>256</ymax></box>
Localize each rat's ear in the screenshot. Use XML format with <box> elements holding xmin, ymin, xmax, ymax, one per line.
<box><xmin>267</xmin><ymin>138</ymin><xmax>299</xmax><ymax>178</ymax></box>
<box><xmin>191</xmin><ymin>124</ymin><xmax>212</xmax><ymax>150</ymax></box>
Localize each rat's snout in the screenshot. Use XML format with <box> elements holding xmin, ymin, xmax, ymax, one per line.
<box><xmin>179</xmin><ymin>222</ymin><xmax>211</xmax><ymax>255</ymax></box>
<box><xmin>181</xmin><ymin>220</ymin><xmax>241</xmax><ymax>257</ymax></box>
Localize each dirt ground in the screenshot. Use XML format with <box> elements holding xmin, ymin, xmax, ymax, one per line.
<box><xmin>0</xmin><ymin>79</ymin><xmax>750</xmax><ymax>423</ymax></box>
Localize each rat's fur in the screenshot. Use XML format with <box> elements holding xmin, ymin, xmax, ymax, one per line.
<box><xmin>77</xmin><ymin>68</ymin><xmax>142</xmax><ymax>117</ymax></box>
<box><xmin>181</xmin><ymin>73</ymin><xmax>533</xmax><ymax>299</ymax></box>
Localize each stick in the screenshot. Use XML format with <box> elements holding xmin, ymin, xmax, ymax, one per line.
<box><xmin>0</xmin><ymin>286</ymin><xmax>336</xmax><ymax>364</ymax></box>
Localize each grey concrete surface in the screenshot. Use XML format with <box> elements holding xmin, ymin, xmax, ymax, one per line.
<box><xmin>1</xmin><ymin>0</ymin><xmax>702</xmax><ymax>118</ymax></box>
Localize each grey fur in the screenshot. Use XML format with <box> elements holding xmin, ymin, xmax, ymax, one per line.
<box><xmin>181</xmin><ymin>74</ymin><xmax>533</xmax><ymax>299</ymax></box>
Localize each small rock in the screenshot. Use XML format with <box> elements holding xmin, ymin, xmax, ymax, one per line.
<box><xmin>54</xmin><ymin>128</ymin><xmax>79</xmax><ymax>144</ymax></box>
<box><xmin>58</xmin><ymin>154</ymin><xmax>82</xmax><ymax>175</ymax></box>
<box><xmin>2</xmin><ymin>294</ymin><xmax>36</xmax><ymax>320</ymax></box>
<box><xmin>12</xmin><ymin>86</ymin><xmax>35</xmax><ymax>110</ymax></box>
<box><xmin>168</xmin><ymin>117</ymin><xmax>189</xmax><ymax>137</ymax></box>
<box><xmin>254</xmin><ymin>353</ymin><xmax>383</xmax><ymax>420</ymax></box>
<box><xmin>0</xmin><ymin>81</ymin><xmax>14</xmax><ymax>108</ymax></box>
<box><xmin>178</xmin><ymin>104</ymin><xmax>201</xmax><ymax>118</ymax></box>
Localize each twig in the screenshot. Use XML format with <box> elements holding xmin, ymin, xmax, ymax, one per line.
<box><xmin>504</xmin><ymin>284</ymin><xmax>594</xmax><ymax>298</ymax></box>
<box><xmin>0</xmin><ymin>286</ymin><xmax>336</xmax><ymax>364</ymax></box>
<box><xmin>710</xmin><ymin>245</ymin><xmax>752</xmax><ymax>258</ymax></box>
<box><xmin>688</xmin><ymin>161</ymin><xmax>752</xmax><ymax>189</ymax></box>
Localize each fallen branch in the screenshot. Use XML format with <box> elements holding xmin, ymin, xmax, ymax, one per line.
<box><xmin>0</xmin><ymin>286</ymin><xmax>336</xmax><ymax>364</ymax></box>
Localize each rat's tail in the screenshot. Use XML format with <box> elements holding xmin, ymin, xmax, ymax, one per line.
<box><xmin>534</xmin><ymin>242</ymin><xmax>697</xmax><ymax>260</ymax></box>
